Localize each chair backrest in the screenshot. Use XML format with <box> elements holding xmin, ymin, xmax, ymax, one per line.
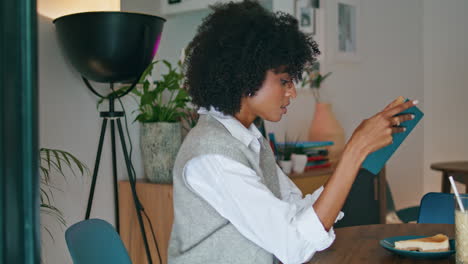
<box><xmin>65</xmin><ymin>218</ymin><xmax>132</xmax><ymax>264</ymax></box>
<box><xmin>418</xmin><ymin>192</ymin><xmax>455</xmax><ymax>224</ymax></box>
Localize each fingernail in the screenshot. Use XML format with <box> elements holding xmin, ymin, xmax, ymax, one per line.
<box><xmin>411</xmin><ymin>114</ymin><xmax>415</xmax><ymax>119</ymax></box>
<box><xmin>403</xmin><ymin>127</ymin><xmax>407</xmax><ymax>131</ymax></box>
<box><xmin>413</xmin><ymin>100</ymin><xmax>419</xmax><ymax>105</ymax></box>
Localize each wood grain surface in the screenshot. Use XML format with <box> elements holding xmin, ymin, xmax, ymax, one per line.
<box><xmin>119</xmin><ymin>181</ymin><xmax>174</xmax><ymax>264</ymax></box>
<box><xmin>310</xmin><ymin>224</ymin><xmax>455</xmax><ymax>264</ymax></box>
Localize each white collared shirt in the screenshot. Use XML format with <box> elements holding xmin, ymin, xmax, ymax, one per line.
<box><xmin>183</xmin><ymin>107</ymin><xmax>343</xmax><ymax>264</ymax></box>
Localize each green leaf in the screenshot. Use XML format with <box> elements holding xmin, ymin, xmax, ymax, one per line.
<box><xmin>126</xmin><ymin>59</ymin><xmax>191</xmax><ymax>122</ymax></box>
<box><xmin>162</xmin><ymin>60</ymin><xmax>172</xmax><ymax>71</ymax></box>
<box><xmin>45</xmin><ymin>149</ymin><xmax>51</xmax><ymax>170</ymax></box>
<box><xmin>40</xmin><ymin>166</ymin><xmax>49</xmax><ymax>183</ymax></box>
<box><xmin>60</xmin><ymin>151</ymin><xmax>72</xmax><ymax>168</ymax></box>
<box><xmin>132</xmin><ymin>88</ymin><xmax>142</xmax><ymax>97</ymax></box>
<box><xmin>140</xmin><ymin>93</ymin><xmax>154</xmax><ymax>107</ymax></box>
<box><xmin>40</xmin><ymin>187</ymin><xmax>51</xmax><ymax>205</ymax></box>
<box><xmin>142</xmin><ymin>80</ymin><xmax>150</xmax><ymax>93</ymax></box>
<box><xmin>40</xmin><ymin>203</ymin><xmax>66</xmax><ymax>226</ymax></box>
<box><xmin>138</xmin><ymin>60</ymin><xmax>158</xmax><ymax>82</ymax></box>
<box><xmin>43</xmin><ymin>226</ymin><xmax>55</xmax><ymax>242</ymax></box>
<box><xmin>52</xmin><ymin>150</ymin><xmax>62</xmax><ymax>172</ymax></box>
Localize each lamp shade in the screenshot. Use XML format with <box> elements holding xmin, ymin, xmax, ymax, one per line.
<box><xmin>54</xmin><ymin>12</ymin><xmax>165</xmax><ymax>83</ymax></box>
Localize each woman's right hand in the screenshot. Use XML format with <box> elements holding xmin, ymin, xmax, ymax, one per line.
<box><xmin>347</xmin><ymin>97</ymin><xmax>418</xmax><ymax>157</ymax></box>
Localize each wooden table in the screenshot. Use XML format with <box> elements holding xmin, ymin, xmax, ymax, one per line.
<box><xmin>310</xmin><ymin>224</ymin><xmax>455</xmax><ymax>263</ymax></box>
<box><xmin>431</xmin><ymin>161</ymin><xmax>468</xmax><ymax>193</ymax></box>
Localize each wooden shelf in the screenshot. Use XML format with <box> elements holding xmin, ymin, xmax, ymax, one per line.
<box><xmin>289</xmin><ymin>168</ymin><xmax>333</xmax><ymax>196</ymax></box>
<box><xmin>288</xmin><ymin>167</ymin><xmax>334</xmax><ymax>179</ymax></box>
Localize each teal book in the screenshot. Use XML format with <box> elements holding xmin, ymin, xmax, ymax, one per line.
<box><xmin>362</xmin><ymin>101</ymin><xmax>424</xmax><ymax>175</ymax></box>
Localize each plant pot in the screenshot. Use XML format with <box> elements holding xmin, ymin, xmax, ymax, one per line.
<box><xmin>308</xmin><ymin>102</ymin><xmax>345</xmax><ymax>165</ymax></box>
<box><xmin>291</xmin><ymin>154</ymin><xmax>308</xmax><ymax>174</ymax></box>
<box><xmin>279</xmin><ymin>160</ymin><xmax>293</xmax><ymax>174</ymax></box>
<box><xmin>140</xmin><ymin>122</ymin><xmax>181</xmax><ymax>183</ymax></box>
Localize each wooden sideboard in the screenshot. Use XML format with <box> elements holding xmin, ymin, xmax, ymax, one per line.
<box><xmin>118</xmin><ymin>167</ymin><xmax>386</xmax><ymax>263</ymax></box>
<box><xmin>289</xmin><ymin>167</ymin><xmax>333</xmax><ymax>195</ymax></box>
<box><xmin>119</xmin><ymin>181</ymin><xmax>173</xmax><ymax>264</ymax></box>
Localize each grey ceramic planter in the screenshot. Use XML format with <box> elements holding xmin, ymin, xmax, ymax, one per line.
<box><xmin>140</xmin><ymin>122</ymin><xmax>181</xmax><ymax>183</ymax></box>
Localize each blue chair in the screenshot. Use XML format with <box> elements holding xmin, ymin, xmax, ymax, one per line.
<box><xmin>418</xmin><ymin>192</ymin><xmax>455</xmax><ymax>224</ymax></box>
<box><xmin>65</xmin><ymin>218</ymin><xmax>132</xmax><ymax>264</ymax></box>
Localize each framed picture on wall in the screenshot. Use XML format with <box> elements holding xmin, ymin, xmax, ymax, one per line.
<box><xmin>295</xmin><ymin>0</ymin><xmax>316</xmax><ymax>35</ymax></box>
<box><xmin>330</xmin><ymin>0</ymin><xmax>361</xmax><ymax>63</ymax></box>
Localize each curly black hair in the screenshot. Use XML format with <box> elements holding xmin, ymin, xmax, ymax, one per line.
<box><xmin>184</xmin><ymin>0</ymin><xmax>320</xmax><ymax>116</ymax></box>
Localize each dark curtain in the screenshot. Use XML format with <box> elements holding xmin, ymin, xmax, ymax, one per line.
<box><xmin>1</xmin><ymin>0</ymin><xmax>40</xmax><ymax>262</ymax></box>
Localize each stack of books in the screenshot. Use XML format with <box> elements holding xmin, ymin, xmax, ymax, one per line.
<box><xmin>274</xmin><ymin>140</ymin><xmax>334</xmax><ymax>171</ymax></box>
<box><xmin>295</xmin><ymin>141</ymin><xmax>333</xmax><ymax>171</ymax></box>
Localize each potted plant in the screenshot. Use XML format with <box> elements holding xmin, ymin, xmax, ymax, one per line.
<box><xmin>300</xmin><ymin>66</ymin><xmax>332</xmax><ymax>103</ymax></box>
<box><xmin>276</xmin><ymin>134</ymin><xmax>304</xmax><ymax>174</ymax></box>
<box><xmin>40</xmin><ymin>148</ymin><xmax>88</xmax><ymax>239</ymax></box>
<box><xmin>301</xmin><ymin>65</ymin><xmax>344</xmax><ymax>165</ymax></box>
<box><xmin>115</xmin><ymin>59</ymin><xmax>191</xmax><ymax>183</ymax></box>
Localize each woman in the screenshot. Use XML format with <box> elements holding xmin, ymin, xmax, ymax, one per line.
<box><xmin>168</xmin><ymin>1</ymin><xmax>416</xmax><ymax>263</ymax></box>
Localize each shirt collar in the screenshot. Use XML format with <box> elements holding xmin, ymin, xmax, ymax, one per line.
<box><xmin>198</xmin><ymin>107</ymin><xmax>263</xmax><ymax>148</ymax></box>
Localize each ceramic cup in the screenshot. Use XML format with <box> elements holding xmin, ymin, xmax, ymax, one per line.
<box><xmin>291</xmin><ymin>154</ymin><xmax>308</xmax><ymax>174</ymax></box>
<box><xmin>279</xmin><ymin>160</ymin><xmax>293</xmax><ymax>174</ymax></box>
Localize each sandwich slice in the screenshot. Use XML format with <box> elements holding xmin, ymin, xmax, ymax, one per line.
<box><xmin>394</xmin><ymin>234</ymin><xmax>449</xmax><ymax>252</ymax></box>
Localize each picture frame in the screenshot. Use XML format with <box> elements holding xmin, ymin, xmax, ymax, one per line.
<box><xmin>329</xmin><ymin>0</ymin><xmax>361</xmax><ymax>63</ymax></box>
<box><xmin>295</xmin><ymin>0</ymin><xmax>316</xmax><ymax>35</ymax></box>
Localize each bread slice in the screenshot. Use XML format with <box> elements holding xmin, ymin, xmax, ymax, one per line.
<box><xmin>394</xmin><ymin>234</ymin><xmax>449</xmax><ymax>252</ymax></box>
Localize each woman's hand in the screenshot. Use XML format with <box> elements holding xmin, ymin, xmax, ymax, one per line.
<box><xmin>347</xmin><ymin>97</ymin><xmax>418</xmax><ymax>157</ymax></box>
<box><xmin>315</xmin><ymin>97</ymin><xmax>418</xmax><ymax>230</ymax></box>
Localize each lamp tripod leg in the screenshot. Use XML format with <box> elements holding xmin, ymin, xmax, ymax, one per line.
<box><xmin>116</xmin><ymin>118</ymin><xmax>153</xmax><ymax>264</ymax></box>
<box><xmin>85</xmin><ymin>118</ymin><xmax>108</xmax><ymax>220</ymax></box>
<box><xmin>110</xmin><ymin>119</ymin><xmax>120</xmax><ymax>233</ymax></box>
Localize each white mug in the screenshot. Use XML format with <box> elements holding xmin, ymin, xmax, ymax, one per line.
<box><xmin>279</xmin><ymin>160</ymin><xmax>293</xmax><ymax>174</ymax></box>
<box><xmin>291</xmin><ymin>154</ymin><xmax>308</xmax><ymax>174</ymax></box>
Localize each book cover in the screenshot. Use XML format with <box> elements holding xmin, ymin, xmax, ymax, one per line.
<box><xmin>305</xmin><ymin>163</ymin><xmax>331</xmax><ymax>171</ymax></box>
<box><xmin>305</xmin><ymin>149</ymin><xmax>329</xmax><ymax>156</ymax></box>
<box><xmin>361</xmin><ymin>101</ymin><xmax>424</xmax><ymax>175</ymax></box>
<box><xmin>306</xmin><ymin>160</ymin><xmax>329</xmax><ymax>167</ymax></box>
<box><xmin>307</xmin><ymin>155</ymin><xmax>328</xmax><ymax>161</ymax></box>
<box><xmin>275</xmin><ymin>141</ymin><xmax>334</xmax><ymax>148</ymax></box>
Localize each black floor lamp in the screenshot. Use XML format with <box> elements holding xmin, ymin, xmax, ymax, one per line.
<box><xmin>54</xmin><ymin>12</ymin><xmax>166</xmax><ymax>264</ymax></box>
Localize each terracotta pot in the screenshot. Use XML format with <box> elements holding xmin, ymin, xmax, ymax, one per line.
<box><xmin>308</xmin><ymin>103</ymin><xmax>345</xmax><ymax>164</ymax></box>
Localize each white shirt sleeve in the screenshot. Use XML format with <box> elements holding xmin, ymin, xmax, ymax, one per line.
<box><xmin>184</xmin><ymin>154</ymin><xmax>341</xmax><ymax>264</ymax></box>
<box><xmin>276</xmin><ymin>164</ymin><xmax>344</xmax><ymax>223</ymax></box>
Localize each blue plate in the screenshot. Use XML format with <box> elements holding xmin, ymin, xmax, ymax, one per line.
<box><xmin>380</xmin><ymin>235</ymin><xmax>455</xmax><ymax>259</ymax></box>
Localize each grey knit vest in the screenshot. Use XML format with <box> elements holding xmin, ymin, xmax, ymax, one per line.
<box><xmin>168</xmin><ymin>114</ymin><xmax>281</xmax><ymax>264</ymax></box>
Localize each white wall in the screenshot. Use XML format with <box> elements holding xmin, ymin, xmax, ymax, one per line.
<box><xmin>330</xmin><ymin>0</ymin><xmax>424</xmax><ymax>209</ymax></box>
<box><xmin>423</xmin><ymin>0</ymin><xmax>468</xmax><ymax>194</ymax></box>
<box><xmin>267</xmin><ymin>0</ymin><xmax>425</xmax><ymax>210</ymax></box>
<box><xmin>122</xmin><ymin>0</ymin><xmax>272</xmax><ymax>65</ymax></box>
<box><xmin>38</xmin><ymin>1</ymin><xmax>139</xmax><ymax>263</ymax></box>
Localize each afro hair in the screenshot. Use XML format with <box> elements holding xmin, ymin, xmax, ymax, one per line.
<box><xmin>184</xmin><ymin>0</ymin><xmax>320</xmax><ymax>115</ymax></box>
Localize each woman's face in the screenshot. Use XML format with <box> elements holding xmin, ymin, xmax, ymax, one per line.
<box><xmin>236</xmin><ymin>69</ymin><xmax>297</xmax><ymax>127</ymax></box>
